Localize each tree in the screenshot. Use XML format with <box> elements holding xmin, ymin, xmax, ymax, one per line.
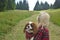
<box><xmin>12</xmin><ymin>0</ymin><xmax>16</xmax><ymax>9</ymax></box>
<box><xmin>49</xmin><ymin>4</ymin><xmax>53</xmax><ymax>9</ymax></box>
<box><xmin>22</xmin><ymin>0</ymin><xmax>29</xmax><ymax>10</ymax></box>
<box><xmin>25</xmin><ymin>2</ymin><xmax>29</xmax><ymax>10</ymax></box>
<box><xmin>53</xmin><ymin>0</ymin><xmax>60</xmax><ymax>9</ymax></box>
<box><xmin>7</xmin><ymin>0</ymin><xmax>16</xmax><ymax>10</ymax></box>
<box><xmin>19</xmin><ymin>1</ymin><xmax>23</xmax><ymax>10</ymax></box>
<box><xmin>34</xmin><ymin>0</ymin><xmax>40</xmax><ymax>10</ymax></box>
<box><xmin>16</xmin><ymin>2</ymin><xmax>19</xmax><ymax>9</ymax></box>
<box><xmin>44</xmin><ymin>1</ymin><xmax>49</xmax><ymax>10</ymax></box>
<box><xmin>16</xmin><ymin>1</ymin><xmax>23</xmax><ymax>10</ymax></box>
<box><xmin>0</xmin><ymin>0</ymin><xmax>8</xmax><ymax>11</ymax></box>
<box><xmin>16</xmin><ymin>0</ymin><xmax>29</xmax><ymax>10</ymax></box>
<box><xmin>40</xmin><ymin>2</ymin><xmax>44</xmax><ymax>10</ymax></box>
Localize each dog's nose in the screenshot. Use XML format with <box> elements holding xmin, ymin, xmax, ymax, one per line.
<box><xmin>30</xmin><ymin>29</ymin><xmax>33</xmax><ymax>30</ymax></box>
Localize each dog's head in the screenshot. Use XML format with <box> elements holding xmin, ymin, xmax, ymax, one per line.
<box><xmin>24</xmin><ymin>21</ymin><xmax>37</xmax><ymax>34</ymax></box>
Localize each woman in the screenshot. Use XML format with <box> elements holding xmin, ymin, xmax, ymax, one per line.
<box><xmin>33</xmin><ymin>11</ymin><xmax>50</xmax><ymax>40</ymax></box>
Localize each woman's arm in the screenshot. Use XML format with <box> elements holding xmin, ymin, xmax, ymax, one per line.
<box><xmin>33</xmin><ymin>30</ymin><xmax>43</xmax><ymax>40</ymax></box>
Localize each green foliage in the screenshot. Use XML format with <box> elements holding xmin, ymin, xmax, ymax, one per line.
<box><xmin>0</xmin><ymin>0</ymin><xmax>8</xmax><ymax>11</ymax></box>
<box><xmin>0</xmin><ymin>10</ymin><xmax>39</xmax><ymax>40</ymax></box>
<box><xmin>7</xmin><ymin>0</ymin><xmax>16</xmax><ymax>10</ymax></box>
<box><xmin>0</xmin><ymin>10</ymin><xmax>34</xmax><ymax>35</ymax></box>
<box><xmin>0</xmin><ymin>0</ymin><xmax>16</xmax><ymax>11</ymax></box>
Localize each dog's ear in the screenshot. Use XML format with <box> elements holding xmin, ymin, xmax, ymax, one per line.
<box><xmin>23</xmin><ymin>23</ymin><xmax>29</xmax><ymax>33</ymax></box>
<box><xmin>31</xmin><ymin>23</ymin><xmax>38</xmax><ymax>34</ymax></box>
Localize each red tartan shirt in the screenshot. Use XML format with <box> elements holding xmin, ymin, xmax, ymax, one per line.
<box><xmin>25</xmin><ymin>31</ymin><xmax>34</xmax><ymax>39</ymax></box>
<box><xmin>33</xmin><ymin>26</ymin><xmax>49</xmax><ymax>40</ymax></box>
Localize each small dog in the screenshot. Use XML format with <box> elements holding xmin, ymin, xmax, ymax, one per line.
<box><xmin>24</xmin><ymin>21</ymin><xmax>37</xmax><ymax>40</ymax></box>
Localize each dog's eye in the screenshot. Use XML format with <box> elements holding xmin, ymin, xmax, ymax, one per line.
<box><xmin>29</xmin><ymin>25</ymin><xmax>32</xmax><ymax>29</ymax></box>
<box><xmin>26</xmin><ymin>26</ymin><xmax>29</xmax><ymax>29</ymax></box>
<box><xmin>26</xmin><ymin>26</ymin><xmax>28</xmax><ymax>29</ymax></box>
<box><xmin>26</xmin><ymin>25</ymin><xmax>32</xmax><ymax>29</ymax></box>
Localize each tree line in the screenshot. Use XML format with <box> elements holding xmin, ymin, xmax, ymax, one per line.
<box><xmin>34</xmin><ymin>0</ymin><xmax>60</xmax><ymax>10</ymax></box>
<box><xmin>16</xmin><ymin>0</ymin><xmax>29</xmax><ymax>10</ymax></box>
<box><xmin>0</xmin><ymin>0</ymin><xmax>15</xmax><ymax>11</ymax></box>
<box><xmin>0</xmin><ymin>0</ymin><xmax>60</xmax><ymax>11</ymax></box>
<box><xmin>34</xmin><ymin>0</ymin><xmax>49</xmax><ymax>10</ymax></box>
<box><xmin>16</xmin><ymin>0</ymin><xmax>60</xmax><ymax>10</ymax></box>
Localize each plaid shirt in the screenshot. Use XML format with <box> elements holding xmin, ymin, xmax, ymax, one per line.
<box><xmin>25</xmin><ymin>31</ymin><xmax>34</xmax><ymax>39</ymax></box>
<box><xmin>33</xmin><ymin>26</ymin><xmax>49</xmax><ymax>40</ymax></box>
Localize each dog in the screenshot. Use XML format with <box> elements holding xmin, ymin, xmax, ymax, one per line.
<box><xmin>24</xmin><ymin>21</ymin><xmax>37</xmax><ymax>40</ymax></box>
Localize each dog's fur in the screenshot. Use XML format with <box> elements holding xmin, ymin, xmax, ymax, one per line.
<box><xmin>24</xmin><ymin>21</ymin><xmax>37</xmax><ymax>40</ymax></box>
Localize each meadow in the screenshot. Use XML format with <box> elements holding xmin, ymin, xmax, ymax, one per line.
<box><xmin>46</xmin><ymin>9</ymin><xmax>60</xmax><ymax>26</ymax></box>
<box><xmin>0</xmin><ymin>9</ymin><xmax>60</xmax><ymax>40</ymax></box>
<box><xmin>0</xmin><ymin>10</ymin><xmax>37</xmax><ymax>36</ymax></box>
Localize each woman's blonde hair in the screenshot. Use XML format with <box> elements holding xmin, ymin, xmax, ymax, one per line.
<box><xmin>37</xmin><ymin>11</ymin><xmax>50</xmax><ymax>27</ymax></box>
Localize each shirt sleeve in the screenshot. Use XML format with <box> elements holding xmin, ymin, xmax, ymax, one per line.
<box><xmin>33</xmin><ymin>30</ymin><xmax>43</xmax><ymax>40</ymax></box>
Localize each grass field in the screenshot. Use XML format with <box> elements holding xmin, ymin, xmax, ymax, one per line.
<box><xmin>0</xmin><ymin>9</ymin><xmax>60</xmax><ymax>40</ymax></box>
<box><xmin>46</xmin><ymin>9</ymin><xmax>60</xmax><ymax>26</ymax></box>
<box><xmin>0</xmin><ymin>10</ymin><xmax>38</xmax><ymax>36</ymax></box>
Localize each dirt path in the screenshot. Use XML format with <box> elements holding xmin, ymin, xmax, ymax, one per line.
<box><xmin>1</xmin><ymin>13</ymin><xmax>60</xmax><ymax>40</ymax></box>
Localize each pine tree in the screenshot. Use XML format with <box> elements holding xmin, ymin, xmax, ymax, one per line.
<box><xmin>53</xmin><ymin>0</ymin><xmax>60</xmax><ymax>9</ymax></box>
<box><xmin>50</xmin><ymin>4</ymin><xmax>53</xmax><ymax>9</ymax></box>
<box><xmin>39</xmin><ymin>2</ymin><xmax>49</xmax><ymax>10</ymax></box>
<box><xmin>19</xmin><ymin>1</ymin><xmax>23</xmax><ymax>10</ymax></box>
<box><xmin>34</xmin><ymin>0</ymin><xmax>40</xmax><ymax>10</ymax></box>
<box><xmin>40</xmin><ymin>2</ymin><xmax>44</xmax><ymax>10</ymax></box>
<box><xmin>16</xmin><ymin>0</ymin><xmax>29</xmax><ymax>10</ymax></box>
<box><xmin>22</xmin><ymin>0</ymin><xmax>29</xmax><ymax>10</ymax></box>
<box><xmin>25</xmin><ymin>2</ymin><xmax>29</xmax><ymax>10</ymax></box>
<box><xmin>16</xmin><ymin>2</ymin><xmax>19</xmax><ymax>9</ymax></box>
<box><xmin>0</xmin><ymin>0</ymin><xmax>8</xmax><ymax>11</ymax></box>
<box><xmin>44</xmin><ymin>1</ymin><xmax>49</xmax><ymax>10</ymax></box>
<box><xmin>16</xmin><ymin>1</ymin><xmax>23</xmax><ymax>10</ymax></box>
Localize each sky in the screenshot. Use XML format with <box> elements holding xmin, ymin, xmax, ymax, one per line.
<box><xmin>15</xmin><ymin>0</ymin><xmax>55</xmax><ymax>11</ymax></box>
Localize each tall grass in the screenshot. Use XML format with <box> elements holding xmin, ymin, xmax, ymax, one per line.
<box><xmin>0</xmin><ymin>10</ymin><xmax>34</xmax><ymax>36</ymax></box>
<box><xmin>47</xmin><ymin>9</ymin><xmax>60</xmax><ymax>26</ymax></box>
